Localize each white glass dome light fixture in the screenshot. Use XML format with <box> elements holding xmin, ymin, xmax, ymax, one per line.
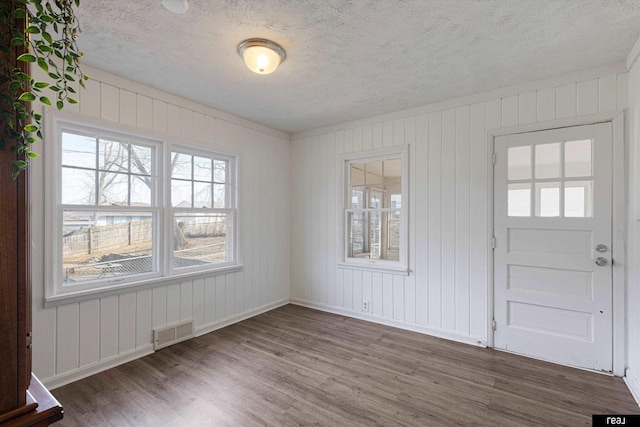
<box><xmin>162</xmin><ymin>0</ymin><xmax>189</xmax><ymax>14</ymax></box>
<box><xmin>237</xmin><ymin>39</ymin><xmax>286</xmax><ymax>75</ymax></box>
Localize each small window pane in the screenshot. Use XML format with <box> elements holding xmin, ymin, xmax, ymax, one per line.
<box><xmin>383</xmin><ymin>159</ymin><xmax>402</xmax><ymax>184</ymax></box>
<box><xmin>172</xmin><ymin>179</ymin><xmax>192</xmax><ymax>207</ymax></box>
<box><xmin>347</xmin><ymin>211</ymin><xmax>365</xmax><ymax>256</ymax></box>
<box><xmin>565</xmin><ymin>181</ymin><xmax>593</xmax><ymax>217</ymax></box>
<box><xmin>368</xmin><ymin>211</ymin><xmax>382</xmax><ymax>259</ymax></box>
<box><xmin>62</xmin><ymin>167</ymin><xmax>95</xmax><ymax>205</ymax></box>
<box><xmin>99</xmin><ymin>140</ymin><xmax>129</xmax><ymax>172</ymax></box>
<box><xmin>62</xmin><ymin>211</ymin><xmax>154</xmax><ymax>284</ymax></box>
<box><xmin>194</xmin><ymin>156</ymin><xmax>212</xmax><ymax>182</ymax></box>
<box><xmin>213</xmin><ymin>160</ymin><xmax>227</xmax><ymax>183</ymax></box>
<box><xmin>130</xmin><ymin>145</ymin><xmax>153</xmax><ymax>176</ymax></box>
<box><xmin>565</xmin><ymin>140</ymin><xmax>592</xmax><ymax>177</ymax></box>
<box><xmin>194</xmin><ymin>182</ymin><xmax>212</xmax><ymax>208</ymax></box>
<box><xmin>130</xmin><ymin>176</ymin><xmax>152</xmax><ymax>206</ymax></box>
<box><xmin>367</xmin><ymin>161</ymin><xmax>383</xmax><ymax>184</ymax></box>
<box><xmin>536</xmin><ymin>182</ymin><xmax>560</xmax><ymax>217</ymax></box>
<box><xmin>171</xmin><ymin>152</ymin><xmax>192</xmax><ymax>179</ymax></box>
<box><xmin>535</xmin><ymin>143</ymin><xmax>560</xmax><ymax>179</ymax></box>
<box><xmin>508</xmin><ymin>183</ymin><xmax>530</xmax><ymax>217</ymax></box>
<box><xmin>351</xmin><ymin>163</ymin><xmax>365</xmax><ymax>187</ymax></box>
<box><xmin>62</xmin><ymin>132</ymin><xmax>96</xmax><ymax>168</ymax></box>
<box><xmin>98</xmin><ymin>172</ymin><xmax>129</xmax><ymax>205</ymax></box>
<box><xmin>351</xmin><ymin>188</ymin><xmax>365</xmax><ymax>209</ymax></box>
<box><xmin>213</xmin><ymin>184</ymin><xmax>226</xmax><ymax>208</ymax></box>
<box><xmin>173</xmin><ymin>213</ymin><xmax>230</xmax><ymax>268</ymax></box>
<box><xmin>508</xmin><ymin>146</ymin><xmax>531</xmax><ymax>180</ymax></box>
<box><xmin>369</xmin><ymin>188</ymin><xmax>383</xmax><ymax>209</ymax></box>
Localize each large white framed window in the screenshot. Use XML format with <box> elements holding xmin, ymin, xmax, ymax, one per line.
<box><xmin>45</xmin><ymin>113</ymin><xmax>239</xmax><ymax>301</ymax></box>
<box><xmin>341</xmin><ymin>146</ymin><xmax>409</xmax><ymax>273</ymax></box>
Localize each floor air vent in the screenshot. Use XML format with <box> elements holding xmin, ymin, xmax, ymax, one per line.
<box><xmin>153</xmin><ymin>320</ymin><xmax>194</xmax><ymax>350</ymax></box>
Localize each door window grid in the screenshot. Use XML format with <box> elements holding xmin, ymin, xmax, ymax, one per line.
<box><xmin>507</xmin><ymin>139</ymin><xmax>593</xmax><ymax>218</ymax></box>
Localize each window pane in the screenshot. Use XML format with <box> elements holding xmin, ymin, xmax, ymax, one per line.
<box><xmin>565</xmin><ymin>181</ymin><xmax>593</xmax><ymax>217</ymax></box>
<box><xmin>194</xmin><ymin>156</ymin><xmax>212</xmax><ymax>182</ymax></box>
<box><xmin>351</xmin><ymin>163</ymin><xmax>365</xmax><ymax>187</ymax></box>
<box><xmin>130</xmin><ymin>176</ymin><xmax>152</xmax><ymax>206</ymax></box>
<box><xmin>214</xmin><ymin>160</ymin><xmax>227</xmax><ymax>183</ymax></box>
<box><xmin>565</xmin><ymin>139</ymin><xmax>592</xmax><ymax>177</ymax></box>
<box><xmin>213</xmin><ymin>184</ymin><xmax>226</xmax><ymax>208</ymax></box>
<box><xmin>62</xmin><ymin>211</ymin><xmax>154</xmax><ymax>284</ymax></box>
<box><xmin>535</xmin><ymin>143</ymin><xmax>560</xmax><ymax>179</ymax></box>
<box><xmin>383</xmin><ymin>159</ymin><xmax>402</xmax><ymax>184</ymax></box>
<box><xmin>347</xmin><ymin>211</ymin><xmax>365</xmax><ymax>257</ymax></box>
<box><xmin>130</xmin><ymin>145</ymin><xmax>153</xmax><ymax>176</ymax></box>
<box><xmin>173</xmin><ymin>213</ymin><xmax>230</xmax><ymax>268</ymax></box>
<box><xmin>98</xmin><ymin>172</ymin><xmax>129</xmax><ymax>205</ymax></box>
<box><xmin>369</xmin><ymin>187</ymin><xmax>383</xmax><ymax>208</ymax></box>
<box><xmin>62</xmin><ymin>167</ymin><xmax>95</xmax><ymax>205</ymax></box>
<box><xmin>99</xmin><ymin>139</ymin><xmax>129</xmax><ymax>172</ymax></box>
<box><xmin>366</xmin><ymin>161</ymin><xmax>383</xmax><ymax>184</ymax></box>
<box><xmin>508</xmin><ymin>183</ymin><xmax>530</xmax><ymax>217</ymax></box>
<box><xmin>172</xmin><ymin>179</ymin><xmax>192</xmax><ymax>207</ymax></box>
<box><xmin>536</xmin><ymin>182</ymin><xmax>560</xmax><ymax>217</ymax></box>
<box><xmin>390</xmin><ymin>194</ymin><xmax>402</xmax><ymax>219</ymax></box>
<box><xmin>194</xmin><ymin>182</ymin><xmax>212</xmax><ymax>208</ymax></box>
<box><xmin>508</xmin><ymin>146</ymin><xmax>531</xmax><ymax>180</ymax></box>
<box><xmin>62</xmin><ymin>132</ymin><xmax>96</xmax><ymax>168</ymax></box>
<box><xmin>351</xmin><ymin>188</ymin><xmax>365</xmax><ymax>209</ymax></box>
<box><xmin>368</xmin><ymin>211</ymin><xmax>382</xmax><ymax>260</ymax></box>
<box><xmin>171</xmin><ymin>152</ymin><xmax>192</xmax><ymax>179</ymax></box>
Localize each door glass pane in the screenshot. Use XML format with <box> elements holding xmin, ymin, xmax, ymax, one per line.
<box><xmin>565</xmin><ymin>181</ymin><xmax>593</xmax><ymax>217</ymax></box>
<box><xmin>535</xmin><ymin>143</ymin><xmax>560</xmax><ymax>179</ymax></box>
<box><xmin>508</xmin><ymin>183</ymin><xmax>530</xmax><ymax>217</ymax></box>
<box><xmin>565</xmin><ymin>139</ymin><xmax>592</xmax><ymax>177</ymax></box>
<box><xmin>535</xmin><ymin>182</ymin><xmax>560</xmax><ymax>217</ymax></box>
<box><xmin>508</xmin><ymin>146</ymin><xmax>531</xmax><ymax>180</ymax></box>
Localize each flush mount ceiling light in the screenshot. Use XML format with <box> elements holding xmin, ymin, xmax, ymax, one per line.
<box><xmin>162</xmin><ymin>0</ymin><xmax>188</xmax><ymax>13</ymax></box>
<box><xmin>237</xmin><ymin>38</ymin><xmax>286</xmax><ymax>75</ymax></box>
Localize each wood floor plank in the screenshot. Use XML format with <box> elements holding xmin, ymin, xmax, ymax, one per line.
<box><xmin>52</xmin><ymin>305</ymin><xmax>639</xmax><ymax>426</ymax></box>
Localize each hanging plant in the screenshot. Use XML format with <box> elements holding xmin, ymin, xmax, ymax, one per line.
<box><xmin>0</xmin><ymin>0</ymin><xmax>86</xmax><ymax>178</ymax></box>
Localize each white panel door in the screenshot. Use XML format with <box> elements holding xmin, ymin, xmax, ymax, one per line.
<box><xmin>494</xmin><ymin>123</ymin><xmax>613</xmax><ymax>372</ymax></box>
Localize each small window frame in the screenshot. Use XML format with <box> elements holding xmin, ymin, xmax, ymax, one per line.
<box><xmin>339</xmin><ymin>145</ymin><xmax>409</xmax><ymax>274</ymax></box>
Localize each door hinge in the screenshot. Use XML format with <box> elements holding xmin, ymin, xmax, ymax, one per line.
<box><xmin>492</xmin><ymin>319</ymin><xmax>497</xmax><ymax>331</ymax></box>
<box><xmin>26</xmin><ymin>332</ymin><xmax>32</xmax><ymax>349</ymax></box>
<box><xmin>492</xmin><ymin>152</ymin><xmax>496</xmax><ymax>165</ymax></box>
<box><xmin>492</xmin><ymin>236</ymin><xmax>496</xmax><ymax>249</ymax></box>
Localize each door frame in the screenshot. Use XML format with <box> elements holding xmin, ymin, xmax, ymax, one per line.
<box><xmin>486</xmin><ymin>111</ymin><xmax>625</xmax><ymax>376</ymax></box>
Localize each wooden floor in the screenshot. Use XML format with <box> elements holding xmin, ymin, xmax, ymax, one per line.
<box><xmin>52</xmin><ymin>304</ymin><xmax>639</xmax><ymax>426</ymax></box>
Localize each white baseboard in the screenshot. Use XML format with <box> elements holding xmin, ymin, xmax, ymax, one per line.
<box><xmin>42</xmin><ymin>298</ymin><xmax>289</xmax><ymax>390</ymax></box>
<box><xmin>194</xmin><ymin>298</ymin><xmax>289</xmax><ymax>336</ymax></box>
<box><xmin>43</xmin><ymin>345</ymin><xmax>154</xmax><ymax>390</ymax></box>
<box><xmin>625</xmin><ymin>368</ymin><xmax>640</xmax><ymax>406</ymax></box>
<box><xmin>290</xmin><ymin>298</ymin><xmax>487</xmax><ymax>348</ymax></box>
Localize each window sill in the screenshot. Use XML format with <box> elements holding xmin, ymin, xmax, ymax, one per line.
<box><xmin>337</xmin><ymin>262</ymin><xmax>410</xmax><ymax>276</ymax></box>
<box><xmin>43</xmin><ymin>264</ymin><xmax>244</xmax><ymax>308</ymax></box>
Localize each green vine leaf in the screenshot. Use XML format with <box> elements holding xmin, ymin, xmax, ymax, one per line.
<box><xmin>2</xmin><ymin>0</ymin><xmax>87</xmax><ymax>179</ymax></box>
<box><xmin>16</xmin><ymin>53</ymin><xmax>36</xmax><ymax>62</ymax></box>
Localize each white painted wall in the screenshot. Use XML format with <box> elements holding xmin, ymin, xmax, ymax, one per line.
<box><xmin>31</xmin><ymin>65</ymin><xmax>290</xmax><ymax>389</ymax></box>
<box><xmin>624</xmin><ymin>41</ymin><xmax>640</xmax><ymax>402</ymax></box>
<box><xmin>290</xmin><ymin>63</ymin><xmax>628</xmax><ymax>347</ymax></box>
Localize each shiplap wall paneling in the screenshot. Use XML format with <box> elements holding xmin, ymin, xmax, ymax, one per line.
<box><xmin>290</xmin><ymin>70</ymin><xmax>626</xmax><ymax>345</ymax></box>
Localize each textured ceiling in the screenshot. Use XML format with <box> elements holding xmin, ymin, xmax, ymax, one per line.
<box><xmin>76</xmin><ymin>0</ymin><xmax>640</xmax><ymax>134</ymax></box>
